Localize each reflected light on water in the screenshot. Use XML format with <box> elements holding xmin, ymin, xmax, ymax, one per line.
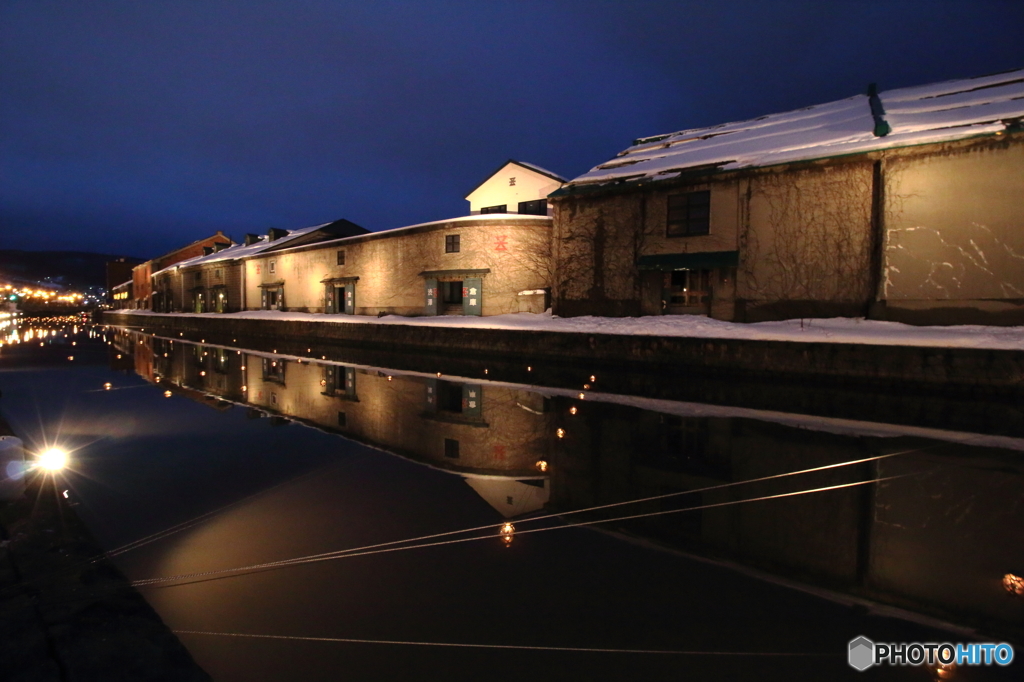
<box><xmin>1003</xmin><ymin>573</ymin><xmax>1024</xmax><ymax>596</ymax></box>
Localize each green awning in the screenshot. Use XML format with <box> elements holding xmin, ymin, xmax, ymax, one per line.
<box><xmin>637</xmin><ymin>250</ymin><xmax>739</xmax><ymax>271</ymax></box>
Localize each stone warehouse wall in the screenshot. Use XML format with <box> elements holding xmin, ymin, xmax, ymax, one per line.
<box><xmin>741</xmin><ymin>160</ymin><xmax>876</xmax><ymax>321</ymax></box>
<box><xmin>881</xmin><ymin>137</ymin><xmax>1024</xmax><ymax>324</ymax></box>
<box><xmin>245</xmin><ymin>217</ymin><xmax>551</xmax><ymax>316</ymax></box>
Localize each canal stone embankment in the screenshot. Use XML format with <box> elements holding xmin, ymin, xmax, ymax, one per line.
<box><xmin>102</xmin><ymin>311</ymin><xmax>1024</xmax><ymax>395</ymax></box>
<box><xmin>0</xmin><ymin>415</ymin><xmax>211</xmax><ymax>682</ymax></box>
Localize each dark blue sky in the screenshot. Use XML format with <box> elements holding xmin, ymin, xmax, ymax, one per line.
<box><xmin>2</xmin><ymin>1</ymin><xmax>1022</xmax><ymax>258</ymax></box>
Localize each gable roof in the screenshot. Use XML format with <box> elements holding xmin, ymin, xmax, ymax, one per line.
<box><xmin>464</xmin><ymin>159</ymin><xmax>567</xmax><ymax>199</ymax></box>
<box><xmin>556</xmin><ymin>68</ymin><xmax>1024</xmax><ymax>196</ymax></box>
<box><xmin>152</xmin><ymin>219</ymin><xmax>367</xmax><ymax>275</ymax></box>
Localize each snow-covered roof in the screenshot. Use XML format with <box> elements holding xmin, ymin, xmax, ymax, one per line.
<box><xmin>151</xmin><ymin>223</ymin><xmax>329</xmax><ymax>276</ymax></box>
<box><xmin>254</xmin><ymin>214</ymin><xmax>552</xmax><ymax>256</ymax></box>
<box><xmin>559</xmin><ymin>68</ymin><xmax>1024</xmax><ymax>193</ymax></box>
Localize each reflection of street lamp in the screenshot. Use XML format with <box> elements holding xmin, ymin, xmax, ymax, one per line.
<box><xmin>1004</xmin><ymin>573</ymin><xmax>1024</xmax><ymax>596</ymax></box>
<box><xmin>499</xmin><ymin>522</ymin><xmax>515</xmax><ymax>547</ymax></box>
<box><xmin>932</xmin><ymin>661</ymin><xmax>956</xmax><ymax>679</ymax></box>
<box><xmin>38</xmin><ymin>447</ymin><xmax>68</xmax><ymax>472</ymax></box>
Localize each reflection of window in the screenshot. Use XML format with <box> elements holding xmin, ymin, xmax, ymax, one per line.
<box><xmin>445</xmin><ymin>234</ymin><xmax>460</xmax><ymax>253</ymax></box>
<box><xmin>518</xmin><ymin>199</ymin><xmax>547</xmax><ymax>215</ymax></box>
<box><xmin>262</xmin><ymin>357</ymin><xmax>286</xmax><ymax>384</ymax></box>
<box><xmin>215</xmin><ymin>349</ymin><xmax>230</xmax><ymax>373</ymax></box>
<box><xmin>444</xmin><ymin>438</ymin><xmax>460</xmax><ymax>459</ymax></box>
<box><xmin>480</xmin><ymin>205</ymin><xmax>506</xmax><ymax>214</ymax></box>
<box><xmin>322</xmin><ymin>366</ymin><xmax>358</xmax><ymax>400</ymax></box>
<box><xmin>667</xmin><ymin>190</ymin><xmax>710</xmax><ymax>237</ymax></box>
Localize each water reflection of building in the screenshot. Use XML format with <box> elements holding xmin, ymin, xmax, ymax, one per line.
<box><xmin>110</xmin><ymin>329</ymin><xmax>1024</xmax><ymax>638</ymax></box>
<box><xmin>121</xmin><ymin>330</ymin><xmax>552</xmax><ymax>517</ymax></box>
<box><xmin>244</xmin><ymin>356</ymin><xmax>552</xmax><ymax>481</ymax></box>
<box><xmin>548</xmin><ymin>397</ymin><xmax>1024</xmax><ymax>637</ymax></box>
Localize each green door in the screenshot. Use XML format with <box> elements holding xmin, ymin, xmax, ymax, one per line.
<box><xmin>324</xmin><ymin>284</ymin><xmax>335</xmax><ymax>313</ymax></box>
<box><xmin>424</xmin><ymin>278</ymin><xmax>438</xmax><ymax>316</ymax></box>
<box><xmin>344</xmin><ymin>282</ymin><xmax>355</xmax><ymax>315</ymax></box>
<box><xmin>463</xmin><ymin>277</ymin><xmax>482</xmax><ymax>316</ymax></box>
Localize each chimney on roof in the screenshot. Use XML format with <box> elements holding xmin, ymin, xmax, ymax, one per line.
<box><xmin>244</xmin><ymin>233</ymin><xmax>261</xmax><ymax>246</ymax></box>
<box><xmin>203</xmin><ymin>246</ymin><xmax>214</xmax><ymax>256</ymax></box>
<box><xmin>267</xmin><ymin>227</ymin><xmax>288</xmax><ymax>242</ymax></box>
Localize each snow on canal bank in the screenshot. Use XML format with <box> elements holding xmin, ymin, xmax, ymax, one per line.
<box><xmin>109</xmin><ymin>309</ymin><xmax>1024</xmax><ymax>351</ymax></box>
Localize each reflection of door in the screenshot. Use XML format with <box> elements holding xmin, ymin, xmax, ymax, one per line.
<box><xmin>663</xmin><ymin>270</ymin><xmax>711</xmax><ymax>315</ymax></box>
<box><xmin>463</xmin><ymin>277</ymin><xmax>482</xmax><ymax>316</ymax></box>
<box><xmin>424</xmin><ymin>279</ymin><xmax>438</xmax><ymax>316</ymax></box>
<box><xmin>344</xmin><ymin>282</ymin><xmax>355</xmax><ymax>315</ymax></box>
<box><xmin>462</xmin><ymin>384</ymin><xmax>482</xmax><ymax>416</ymax></box>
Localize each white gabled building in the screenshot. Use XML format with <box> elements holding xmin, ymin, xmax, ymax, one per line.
<box><xmin>465</xmin><ymin>159</ymin><xmax>566</xmax><ymax>216</ymax></box>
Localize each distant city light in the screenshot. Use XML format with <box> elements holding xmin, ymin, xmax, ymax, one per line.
<box><xmin>499</xmin><ymin>522</ymin><xmax>515</xmax><ymax>547</ymax></box>
<box><xmin>535</xmin><ymin>460</ymin><xmax>548</xmax><ymax>472</ymax></box>
<box><xmin>569</xmin><ymin>406</ymin><xmax>578</xmax><ymax>415</ymax></box>
<box><xmin>164</xmin><ymin>390</ymin><xmax>172</xmax><ymax>398</ymax></box>
<box><xmin>556</xmin><ymin>428</ymin><xmax>565</xmax><ymax>439</ymax></box>
<box><xmin>103</xmin><ymin>382</ymin><xmax>112</xmax><ymax>390</ymax></box>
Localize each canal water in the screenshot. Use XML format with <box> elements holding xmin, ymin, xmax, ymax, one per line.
<box><xmin>1</xmin><ymin>317</ymin><xmax>1021</xmax><ymax>681</ymax></box>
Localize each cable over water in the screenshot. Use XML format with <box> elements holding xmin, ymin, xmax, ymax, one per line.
<box><xmin>133</xmin><ymin>475</ymin><xmax>906</xmax><ymax>588</ymax></box>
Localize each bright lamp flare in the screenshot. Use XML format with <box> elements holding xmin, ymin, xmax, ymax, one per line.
<box><xmin>38</xmin><ymin>447</ymin><xmax>69</xmax><ymax>471</ymax></box>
